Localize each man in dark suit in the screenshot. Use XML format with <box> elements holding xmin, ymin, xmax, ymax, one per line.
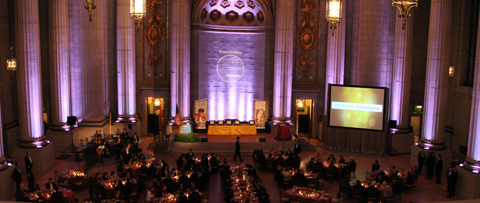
<box><xmin>435</xmin><ymin>154</ymin><xmax>443</xmax><ymax>184</ymax></box>
<box><xmin>45</xmin><ymin>178</ymin><xmax>56</xmax><ymax>190</ymax></box>
<box><xmin>425</xmin><ymin>152</ymin><xmax>435</xmax><ymax>179</ymax></box>
<box><xmin>418</xmin><ymin>151</ymin><xmax>425</xmax><ymax>175</ymax></box>
<box><xmin>447</xmin><ymin>167</ymin><xmax>458</xmax><ymax>198</ymax></box>
<box><xmin>12</xmin><ymin>162</ymin><xmax>22</xmax><ymax>190</ymax></box>
<box><xmin>294</xmin><ymin>140</ymin><xmax>302</xmax><ymax>155</ymax></box>
<box><xmin>24</xmin><ymin>151</ymin><xmax>33</xmax><ymax>177</ymax></box>
<box><xmin>234</xmin><ymin>137</ymin><xmax>243</xmax><ymax>161</ymax></box>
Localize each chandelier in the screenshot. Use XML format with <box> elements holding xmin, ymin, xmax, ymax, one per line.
<box><xmin>392</xmin><ymin>0</ymin><xmax>418</xmax><ymax>30</ymax></box>
<box><xmin>326</xmin><ymin>0</ymin><xmax>342</xmax><ymax>36</ymax></box>
<box><xmin>84</xmin><ymin>0</ymin><xmax>97</xmax><ymax>22</ymax></box>
<box><xmin>130</xmin><ymin>0</ymin><xmax>147</xmax><ymax>30</ymax></box>
<box><xmin>6</xmin><ymin>47</ymin><xmax>16</xmax><ymax>71</ymax></box>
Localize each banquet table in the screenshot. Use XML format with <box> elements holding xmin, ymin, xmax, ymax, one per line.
<box><xmin>207</xmin><ymin>125</ymin><xmax>257</xmax><ymax>136</ymax></box>
<box><xmin>284</xmin><ymin>187</ymin><xmax>333</xmax><ymax>203</ymax></box>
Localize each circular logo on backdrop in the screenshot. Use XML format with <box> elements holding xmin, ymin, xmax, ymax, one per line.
<box><xmin>216</xmin><ymin>55</ymin><xmax>245</xmax><ymax>82</ymax></box>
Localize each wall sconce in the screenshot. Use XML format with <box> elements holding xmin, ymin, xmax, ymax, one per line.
<box><xmin>392</xmin><ymin>0</ymin><xmax>418</xmax><ymax>30</ymax></box>
<box><xmin>449</xmin><ymin>66</ymin><xmax>455</xmax><ymax>78</ymax></box>
<box><xmin>84</xmin><ymin>0</ymin><xmax>97</xmax><ymax>22</ymax></box>
<box><xmin>6</xmin><ymin>46</ymin><xmax>16</xmax><ymax>71</ymax></box>
<box><xmin>326</xmin><ymin>0</ymin><xmax>342</xmax><ymax>36</ymax></box>
<box><xmin>130</xmin><ymin>0</ymin><xmax>147</xmax><ymax>30</ymax></box>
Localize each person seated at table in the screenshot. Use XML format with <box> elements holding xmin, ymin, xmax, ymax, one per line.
<box><xmin>172</xmin><ymin>165</ymin><xmax>181</xmax><ymax>177</ymax></box>
<box><xmin>375</xmin><ymin>173</ymin><xmax>384</xmax><ymax>183</ymax></box>
<box><xmin>61</xmin><ymin>180</ymin><xmax>72</xmax><ymax>190</ymax></box>
<box><xmin>378</xmin><ymin>181</ymin><xmax>393</xmax><ymax>201</ymax></box>
<box><xmin>189</xmin><ymin>189</ymin><xmax>202</xmax><ymax>203</ymax></box>
<box><xmin>16</xmin><ymin>183</ymin><xmax>29</xmax><ymax>201</ymax></box>
<box><xmin>179</xmin><ymin>172</ymin><xmax>190</xmax><ymax>186</ymax></box>
<box><xmin>366</xmin><ymin>183</ymin><xmax>378</xmax><ymax>201</ymax></box>
<box><xmin>125</xmin><ymin>169</ymin><xmax>134</xmax><ymax>179</ymax></box>
<box><xmin>391</xmin><ymin>178</ymin><xmax>403</xmax><ymax>197</ymax></box>
<box><xmin>275</xmin><ymin>155</ymin><xmax>285</xmax><ymax>168</ymax></box>
<box><xmin>339</xmin><ymin>178</ymin><xmax>352</xmax><ymax>199</ymax></box>
<box><xmin>339</xmin><ymin>155</ymin><xmax>346</xmax><ymax>164</ymax></box>
<box><xmin>268</xmin><ymin>148</ymin><xmax>276</xmax><ymax>159</ymax></box>
<box><xmin>372</xmin><ymin>160</ymin><xmax>380</xmax><ymax>172</ymax></box>
<box><xmin>327</xmin><ymin>162</ymin><xmax>338</xmax><ymax>180</ymax></box>
<box><xmin>111</xmin><ymin>171</ymin><xmax>118</xmax><ymax>179</ymax></box>
<box><xmin>123</xmin><ymin>178</ymin><xmax>134</xmax><ymax>198</ymax></box>
<box><xmin>274</xmin><ymin>165</ymin><xmax>283</xmax><ymax>184</ymax></box>
<box><xmin>51</xmin><ymin>186</ymin><xmax>65</xmax><ymax>203</ymax></box>
<box><xmin>29</xmin><ymin>179</ymin><xmax>41</xmax><ymax>192</ymax></box>
<box><xmin>46</xmin><ymin>177</ymin><xmax>57</xmax><ymax>190</ymax></box>
<box><xmin>327</xmin><ymin>154</ymin><xmax>336</xmax><ymax>163</ymax></box>
<box><xmin>411</xmin><ymin>165</ymin><xmax>419</xmax><ymax>180</ymax></box>
<box><xmin>102</xmin><ymin>172</ymin><xmax>109</xmax><ymax>181</ymax></box>
<box><xmin>307</xmin><ymin>158</ymin><xmax>316</xmax><ymax>172</ymax></box>
<box><xmin>292</xmin><ymin>169</ymin><xmax>307</xmax><ymax>187</ymax></box>
<box><xmin>178</xmin><ymin>191</ymin><xmax>188</xmax><ymax>203</ymax></box>
<box><xmin>353</xmin><ymin>180</ymin><xmax>365</xmax><ymax>198</ymax></box>
<box><xmin>139</xmin><ymin>154</ymin><xmax>146</xmax><ymax>162</ymax></box>
<box><xmin>405</xmin><ymin>171</ymin><xmax>415</xmax><ymax>185</ymax></box>
<box><xmin>285</xmin><ymin>154</ymin><xmax>296</xmax><ymax>168</ymax></box>
<box><xmin>186</xmin><ymin>149</ymin><xmax>195</xmax><ymax>160</ymax></box>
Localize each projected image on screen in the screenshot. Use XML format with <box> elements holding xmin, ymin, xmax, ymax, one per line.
<box><xmin>328</xmin><ymin>85</ymin><xmax>386</xmax><ymax>131</ymax></box>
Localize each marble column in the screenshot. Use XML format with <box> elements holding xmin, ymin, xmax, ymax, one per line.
<box><xmin>464</xmin><ymin>6</ymin><xmax>480</xmax><ymax>172</ymax></box>
<box><xmin>170</xmin><ymin>0</ymin><xmax>190</xmax><ymax>123</ymax></box>
<box><xmin>0</xmin><ymin>99</ymin><xmax>5</xmax><ymax>170</ymax></box>
<box><xmin>48</xmin><ymin>0</ymin><xmax>71</xmax><ymax>130</ymax></box>
<box><xmin>349</xmin><ymin>0</ymin><xmax>393</xmax><ymax>87</ymax></box>
<box><xmin>419</xmin><ymin>0</ymin><xmax>452</xmax><ymax>150</ymax></box>
<box><xmin>272</xmin><ymin>0</ymin><xmax>294</xmax><ymax>124</ymax></box>
<box><xmin>117</xmin><ymin>0</ymin><xmax>136</xmax><ymax>122</ymax></box>
<box><xmin>390</xmin><ymin>9</ymin><xmax>414</xmax><ymax>133</ymax></box>
<box><xmin>325</xmin><ymin>0</ymin><xmax>346</xmax><ymax>115</ymax></box>
<box><xmin>15</xmin><ymin>0</ymin><xmax>47</xmax><ymax>148</ymax></box>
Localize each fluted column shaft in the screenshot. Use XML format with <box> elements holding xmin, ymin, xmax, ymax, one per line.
<box><xmin>390</xmin><ymin>10</ymin><xmax>414</xmax><ymax>131</ymax></box>
<box><xmin>273</xmin><ymin>0</ymin><xmax>294</xmax><ymax>123</ymax></box>
<box><xmin>117</xmin><ymin>0</ymin><xmax>136</xmax><ymax>121</ymax></box>
<box><xmin>325</xmin><ymin>0</ymin><xmax>346</xmax><ymax>115</ymax></box>
<box><xmin>49</xmin><ymin>0</ymin><xmax>71</xmax><ymax>129</ymax></box>
<box><xmin>420</xmin><ymin>0</ymin><xmax>452</xmax><ymax>149</ymax></box>
<box><xmin>350</xmin><ymin>0</ymin><xmax>392</xmax><ymax>87</ymax></box>
<box><xmin>15</xmin><ymin>0</ymin><xmax>47</xmax><ymax>147</ymax></box>
<box><xmin>465</xmin><ymin>6</ymin><xmax>480</xmax><ymax>168</ymax></box>
<box><xmin>170</xmin><ymin>0</ymin><xmax>190</xmax><ymax>122</ymax></box>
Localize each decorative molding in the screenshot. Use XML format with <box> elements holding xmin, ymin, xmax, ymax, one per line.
<box><xmin>294</xmin><ymin>0</ymin><xmax>318</xmax><ymax>83</ymax></box>
<box><xmin>143</xmin><ymin>0</ymin><xmax>168</xmax><ymax>81</ymax></box>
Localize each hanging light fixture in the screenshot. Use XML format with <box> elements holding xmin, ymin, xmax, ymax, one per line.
<box><xmin>326</xmin><ymin>0</ymin><xmax>342</xmax><ymax>36</ymax></box>
<box><xmin>84</xmin><ymin>0</ymin><xmax>97</xmax><ymax>22</ymax></box>
<box><xmin>130</xmin><ymin>0</ymin><xmax>147</xmax><ymax>30</ymax></box>
<box><xmin>392</xmin><ymin>0</ymin><xmax>418</xmax><ymax>30</ymax></box>
<box><xmin>6</xmin><ymin>46</ymin><xmax>16</xmax><ymax>71</ymax></box>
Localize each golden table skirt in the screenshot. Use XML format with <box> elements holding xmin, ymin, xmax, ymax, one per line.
<box><xmin>207</xmin><ymin>125</ymin><xmax>257</xmax><ymax>136</ymax></box>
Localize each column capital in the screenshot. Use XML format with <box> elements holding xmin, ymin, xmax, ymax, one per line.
<box><xmin>417</xmin><ymin>139</ymin><xmax>446</xmax><ymax>150</ymax></box>
<box><xmin>18</xmin><ymin>139</ymin><xmax>50</xmax><ymax>149</ymax></box>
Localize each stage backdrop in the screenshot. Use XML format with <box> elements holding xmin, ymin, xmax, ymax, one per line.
<box><xmin>193</xmin><ymin>30</ymin><xmax>272</xmax><ymax>121</ymax></box>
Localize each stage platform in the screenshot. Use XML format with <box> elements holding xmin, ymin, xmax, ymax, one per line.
<box><xmin>168</xmin><ymin>133</ymin><xmax>295</xmax><ymax>157</ymax></box>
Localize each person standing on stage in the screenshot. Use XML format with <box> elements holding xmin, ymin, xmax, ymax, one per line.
<box><xmin>234</xmin><ymin>137</ymin><xmax>243</xmax><ymax>161</ymax></box>
<box><xmin>24</xmin><ymin>151</ymin><xmax>33</xmax><ymax>177</ymax></box>
<box><xmin>418</xmin><ymin>150</ymin><xmax>425</xmax><ymax>175</ymax></box>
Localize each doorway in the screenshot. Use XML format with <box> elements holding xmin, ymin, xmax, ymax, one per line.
<box><xmin>296</xmin><ymin>99</ymin><xmax>313</xmax><ymax>136</ymax></box>
<box><xmin>147</xmin><ymin>97</ymin><xmax>165</xmax><ymax>136</ymax></box>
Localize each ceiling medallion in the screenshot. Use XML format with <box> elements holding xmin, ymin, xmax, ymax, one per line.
<box><xmin>247</xmin><ymin>0</ymin><xmax>255</xmax><ymax>8</ymax></box>
<box><xmin>235</xmin><ymin>0</ymin><xmax>245</xmax><ymax>9</ymax></box>
<box><xmin>243</xmin><ymin>11</ymin><xmax>254</xmax><ymax>23</ymax></box>
<box><xmin>210</xmin><ymin>9</ymin><xmax>221</xmax><ymax>21</ymax></box>
<box><xmin>220</xmin><ymin>0</ymin><xmax>231</xmax><ymax>8</ymax></box>
<box><xmin>226</xmin><ymin>11</ymin><xmax>239</xmax><ymax>21</ymax></box>
<box><xmin>210</xmin><ymin>0</ymin><xmax>218</xmax><ymax>6</ymax></box>
<box><xmin>257</xmin><ymin>11</ymin><xmax>264</xmax><ymax>22</ymax></box>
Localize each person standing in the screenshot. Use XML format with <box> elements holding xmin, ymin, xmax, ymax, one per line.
<box><xmin>425</xmin><ymin>152</ymin><xmax>435</xmax><ymax>179</ymax></box>
<box><xmin>234</xmin><ymin>137</ymin><xmax>243</xmax><ymax>161</ymax></box>
<box><xmin>294</xmin><ymin>140</ymin><xmax>302</xmax><ymax>155</ymax></box>
<box><xmin>12</xmin><ymin>162</ymin><xmax>22</xmax><ymax>190</ymax></box>
<box><xmin>418</xmin><ymin>150</ymin><xmax>425</xmax><ymax>175</ymax></box>
<box><xmin>435</xmin><ymin>154</ymin><xmax>443</xmax><ymax>184</ymax></box>
<box><xmin>447</xmin><ymin>167</ymin><xmax>458</xmax><ymax>198</ymax></box>
<box><xmin>24</xmin><ymin>151</ymin><xmax>33</xmax><ymax>177</ymax></box>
